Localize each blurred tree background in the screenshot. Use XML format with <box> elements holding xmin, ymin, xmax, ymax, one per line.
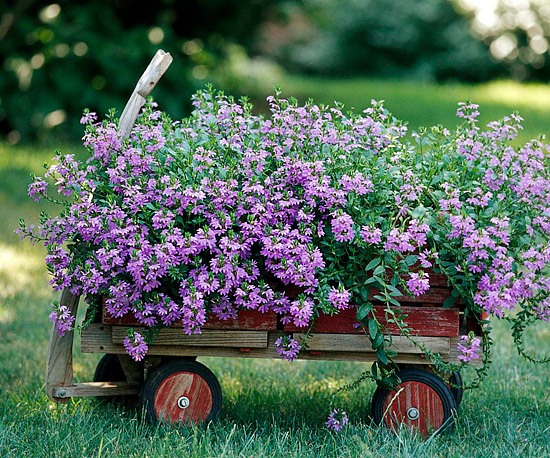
<box><xmin>1</xmin><ymin>0</ymin><xmax>549</xmax><ymax>143</ymax></box>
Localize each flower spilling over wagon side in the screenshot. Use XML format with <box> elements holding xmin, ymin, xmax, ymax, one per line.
<box><xmin>21</xmin><ymin>87</ymin><xmax>550</xmax><ymax>404</ymax></box>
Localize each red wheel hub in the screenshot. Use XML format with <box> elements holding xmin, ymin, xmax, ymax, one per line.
<box><xmin>153</xmin><ymin>371</ymin><xmax>213</xmax><ymax>423</ymax></box>
<box><xmin>382</xmin><ymin>380</ymin><xmax>445</xmax><ymax>436</ymax></box>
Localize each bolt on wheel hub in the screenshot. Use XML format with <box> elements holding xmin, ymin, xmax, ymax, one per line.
<box><xmin>406</xmin><ymin>407</ymin><xmax>420</xmax><ymax>420</ymax></box>
<box><xmin>177</xmin><ymin>396</ymin><xmax>190</xmax><ymax>409</ymax></box>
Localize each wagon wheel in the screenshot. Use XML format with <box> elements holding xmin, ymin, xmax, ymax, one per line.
<box><xmin>448</xmin><ymin>371</ymin><xmax>464</xmax><ymax>407</ymax></box>
<box><xmin>94</xmin><ymin>354</ymin><xmax>126</xmax><ymax>382</ymax></box>
<box><xmin>372</xmin><ymin>368</ymin><xmax>457</xmax><ymax>436</ymax></box>
<box><xmin>141</xmin><ymin>360</ymin><xmax>222</xmax><ymax>424</ymax></box>
<box><xmin>93</xmin><ymin>354</ymin><xmax>139</xmax><ymax>404</ymax></box>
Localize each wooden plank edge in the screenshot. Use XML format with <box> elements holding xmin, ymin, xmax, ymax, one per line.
<box><xmin>81</xmin><ymin>325</ymin><xmax>482</xmax><ymax>366</ymax></box>
<box><xmin>294</xmin><ymin>333</ymin><xmax>450</xmax><ymax>355</ymax></box>
<box><xmin>111</xmin><ymin>327</ymin><xmax>269</xmax><ymax>348</ymax></box>
<box><xmin>51</xmin><ymin>382</ymin><xmax>140</xmax><ymax>399</ymax></box>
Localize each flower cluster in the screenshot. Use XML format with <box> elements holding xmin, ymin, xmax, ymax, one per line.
<box><xmin>326</xmin><ymin>408</ymin><xmax>349</xmax><ymax>432</ymax></box>
<box><xmin>275</xmin><ymin>336</ymin><xmax>302</xmax><ymax>362</ymax></box>
<box><xmin>20</xmin><ymin>88</ymin><xmax>550</xmax><ymax>370</ymax></box>
<box><xmin>457</xmin><ymin>332</ymin><xmax>482</xmax><ymax>363</ymax></box>
<box><xmin>123</xmin><ymin>330</ymin><xmax>149</xmax><ymax>362</ymax></box>
<box><xmin>48</xmin><ymin>302</ymin><xmax>75</xmax><ymax>336</ymax></box>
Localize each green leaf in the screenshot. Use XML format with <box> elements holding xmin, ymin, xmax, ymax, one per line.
<box><xmin>364</xmin><ymin>258</ymin><xmax>381</xmax><ymax>272</ymax></box>
<box><xmin>372</xmin><ymin>333</ymin><xmax>384</xmax><ymax>349</ymax></box>
<box><xmin>371</xmin><ymin>361</ymin><xmax>378</xmax><ymax>380</ymax></box>
<box><xmin>356</xmin><ymin>303</ymin><xmax>372</xmax><ymax>322</ymax></box>
<box><xmin>387</xmin><ymin>297</ymin><xmax>401</xmax><ymax>307</ymax></box>
<box><xmin>411</xmin><ymin>205</ymin><xmax>427</xmax><ymax>219</ymax></box>
<box><xmin>376</xmin><ymin>348</ymin><xmax>389</xmax><ymax>365</ymax></box>
<box><xmin>386</xmin><ymin>284</ymin><xmax>402</xmax><ymax>297</ymax></box>
<box><xmin>373</xmin><ymin>265</ymin><xmax>385</xmax><ymax>276</ymax></box>
<box><xmin>368</xmin><ymin>319</ymin><xmax>379</xmax><ymax>340</ymax></box>
<box><xmin>443</xmin><ymin>295</ymin><xmax>458</xmax><ymax>308</ymax></box>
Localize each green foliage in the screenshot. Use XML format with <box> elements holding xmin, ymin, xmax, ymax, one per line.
<box><xmin>0</xmin><ymin>0</ymin><xmax>277</xmax><ymax>142</ymax></box>
<box><xmin>266</xmin><ymin>0</ymin><xmax>502</xmax><ymax>81</ymax></box>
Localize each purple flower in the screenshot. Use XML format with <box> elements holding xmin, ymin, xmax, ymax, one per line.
<box><xmin>331</xmin><ymin>213</ymin><xmax>355</xmax><ymax>242</ymax></box>
<box><xmin>275</xmin><ymin>336</ymin><xmax>301</xmax><ymax>361</ymax></box>
<box><xmin>406</xmin><ymin>272</ymin><xmax>430</xmax><ymax>296</ymax></box>
<box><xmin>28</xmin><ymin>178</ymin><xmax>48</xmax><ymax>202</ymax></box>
<box><xmin>339</xmin><ymin>173</ymin><xmax>373</xmax><ymax>195</ymax></box>
<box><xmin>457</xmin><ymin>333</ymin><xmax>481</xmax><ymax>363</ymax></box>
<box><xmin>328</xmin><ymin>286</ymin><xmax>351</xmax><ymax>310</ymax></box>
<box><xmin>456</xmin><ymin>102</ymin><xmax>480</xmax><ymax>123</ymax></box>
<box><xmin>290</xmin><ymin>297</ymin><xmax>314</xmax><ymax>327</ymax></box>
<box><xmin>326</xmin><ymin>408</ymin><xmax>349</xmax><ymax>432</ymax></box>
<box><xmin>48</xmin><ymin>303</ymin><xmax>75</xmax><ymax>336</ymax></box>
<box><xmin>80</xmin><ymin>111</ymin><xmax>97</xmax><ymax>125</ymax></box>
<box><xmin>533</xmin><ymin>298</ymin><xmax>550</xmax><ymax>322</ymax></box>
<box><xmin>360</xmin><ymin>226</ymin><xmax>382</xmax><ymax>244</ymax></box>
<box><xmin>123</xmin><ymin>331</ymin><xmax>149</xmax><ymax>361</ymax></box>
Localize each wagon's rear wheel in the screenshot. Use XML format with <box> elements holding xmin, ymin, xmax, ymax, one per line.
<box><xmin>94</xmin><ymin>354</ymin><xmax>126</xmax><ymax>383</ymax></box>
<box><xmin>372</xmin><ymin>369</ymin><xmax>457</xmax><ymax>436</ymax></box>
<box><xmin>141</xmin><ymin>360</ymin><xmax>222</xmax><ymax>424</ymax></box>
<box><xmin>93</xmin><ymin>354</ymin><xmax>139</xmax><ymax>404</ymax></box>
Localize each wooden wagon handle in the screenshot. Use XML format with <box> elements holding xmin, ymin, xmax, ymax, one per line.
<box><xmin>118</xmin><ymin>49</ymin><xmax>173</xmax><ymax>138</ymax></box>
<box><xmin>45</xmin><ymin>50</ymin><xmax>173</xmax><ymax>402</ymax></box>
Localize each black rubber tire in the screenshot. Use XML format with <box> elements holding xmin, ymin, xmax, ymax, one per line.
<box><xmin>93</xmin><ymin>354</ymin><xmax>126</xmax><ymax>383</ymax></box>
<box><xmin>93</xmin><ymin>354</ymin><xmax>139</xmax><ymax>404</ymax></box>
<box><xmin>372</xmin><ymin>368</ymin><xmax>457</xmax><ymax>435</ymax></box>
<box><xmin>140</xmin><ymin>360</ymin><xmax>222</xmax><ymax>425</ymax></box>
<box><xmin>449</xmin><ymin>371</ymin><xmax>464</xmax><ymax>407</ymax></box>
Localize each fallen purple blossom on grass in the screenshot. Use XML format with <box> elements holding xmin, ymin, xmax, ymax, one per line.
<box><xmin>326</xmin><ymin>408</ymin><xmax>349</xmax><ymax>432</ymax></box>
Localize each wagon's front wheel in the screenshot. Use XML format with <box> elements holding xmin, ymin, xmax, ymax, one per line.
<box><xmin>141</xmin><ymin>360</ymin><xmax>222</xmax><ymax>424</ymax></box>
<box><xmin>372</xmin><ymin>369</ymin><xmax>457</xmax><ymax>436</ymax></box>
<box><xmin>449</xmin><ymin>371</ymin><xmax>464</xmax><ymax>406</ymax></box>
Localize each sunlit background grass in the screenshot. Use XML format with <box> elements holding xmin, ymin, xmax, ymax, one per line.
<box><xmin>1</xmin><ymin>77</ymin><xmax>549</xmax><ymax>457</ymax></box>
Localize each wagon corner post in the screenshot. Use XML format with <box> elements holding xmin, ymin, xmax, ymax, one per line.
<box><xmin>45</xmin><ymin>289</ymin><xmax>80</xmax><ymax>402</ymax></box>
<box><xmin>44</xmin><ymin>49</ymin><xmax>173</xmax><ymax>402</ymax></box>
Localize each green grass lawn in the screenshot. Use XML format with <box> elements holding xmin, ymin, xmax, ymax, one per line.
<box><xmin>1</xmin><ymin>77</ymin><xmax>550</xmax><ymax>457</ymax></box>
<box><xmin>270</xmin><ymin>76</ymin><xmax>550</xmax><ymax>144</ymax></box>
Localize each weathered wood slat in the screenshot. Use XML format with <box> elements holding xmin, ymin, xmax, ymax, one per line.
<box><xmin>103</xmin><ymin>308</ymin><xmax>278</xmax><ymax>331</ymax></box>
<box><xmin>80</xmin><ymin>324</ymin><xmax>480</xmax><ymax>365</ymax></box>
<box><xmin>80</xmin><ymin>326</ymin><xmax>433</xmax><ymax>363</ymax></box>
<box><xmin>293</xmin><ymin>333</ymin><xmax>450</xmax><ymax>354</ymax></box>
<box><xmin>204</xmin><ymin>310</ymin><xmax>278</xmax><ymax>330</ymax></box>
<box><xmin>369</xmin><ymin>287</ymin><xmax>451</xmax><ymax>304</ymax></box>
<box><xmin>111</xmin><ymin>327</ymin><xmax>268</xmax><ymax>348</ymax></box>
<box><xmin>284</xmin><ymin>306</ymin><xmax>460</xmax><ymax>337</ymax></box>
<box><xmin>52</xmin><ymin>382</ymin><xmax>140</xmax><ymax>398</ymax></box>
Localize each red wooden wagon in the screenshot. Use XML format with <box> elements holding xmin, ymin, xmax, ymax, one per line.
<box><xmin>45</xmin><ymin>51</ymin><xmax>483</xmax><ymax>436</ymax></box>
